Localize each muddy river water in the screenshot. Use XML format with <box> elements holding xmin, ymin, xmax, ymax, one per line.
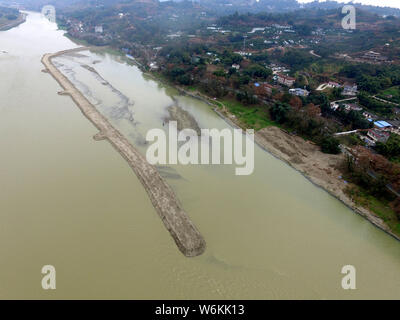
<box><xmin>0</xmin><ymin>12</ymin><xmax>399</xmax><ymax>299</ymax></box>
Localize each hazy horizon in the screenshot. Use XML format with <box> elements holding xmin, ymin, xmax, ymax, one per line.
<box><xmin>298</xmin><ymin>0</ymin><xmax>400</xmax><ymax>9</ymax></box>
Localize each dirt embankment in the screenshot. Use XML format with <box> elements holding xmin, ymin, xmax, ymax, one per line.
<box><xmin>42</xmin><ymin>47</ymin><xmax>206</xmax><ymax>257</ymax></box>
<box><xmin>0</xmin><ymin>13</ymin><xmax>26</xmax><ymax>31</ymax></box>
<box><xmin>256</xmin><ymin>127</ymin><xmax>345</xmax><ymax>196</ymax></box>
<box><xmin>255</xmin><ymin>126</ymin><xmax>400</xmax><ymax>241</ymax></box>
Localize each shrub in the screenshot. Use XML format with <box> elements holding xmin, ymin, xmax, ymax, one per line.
<box><xmin>319</xmin><ymin>136</ymin><xmax>341</xmax><ymax>154</ymax></box>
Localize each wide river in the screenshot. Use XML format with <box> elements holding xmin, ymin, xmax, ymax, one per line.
<box><xmin>0</xmin><ymin>12</ymin><xmax>399</xmax><ymax>299</ymax></box>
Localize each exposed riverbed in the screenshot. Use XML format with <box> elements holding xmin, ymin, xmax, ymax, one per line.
<box><xmin>0</xmin><ymin>12</ymin><xmax>399</xmax><ymax>299</ymax></box>
<box><xmin>42</xmin><ymin>47</ymin><xmax>206</xmax><ymax>258</ymax></box>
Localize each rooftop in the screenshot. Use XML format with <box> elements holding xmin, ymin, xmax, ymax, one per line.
<box><xmin>374</xmin><ymin>120</ymin><xmax>392</xmax><ymax>128</ymax></box>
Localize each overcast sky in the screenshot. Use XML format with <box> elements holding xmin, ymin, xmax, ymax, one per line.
<box><xmin>297</xmin><ymin>0</ymin><xmax>400</xmax><ymax>9</ymax></box>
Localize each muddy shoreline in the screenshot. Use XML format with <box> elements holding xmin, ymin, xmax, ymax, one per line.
<box><xmin>41</xmin><ymin>47</ymin><xmax>206</xmax><ymax>257</ymax></box>
<box><xmin>0</xmin><ymin>13</ymin><xmax>26</xmax><ymax>31</ymax></box>
<box><xmin>253</xmin><ymin>127</ymin><xmax>400</xmax><ymax>242</ymax></box>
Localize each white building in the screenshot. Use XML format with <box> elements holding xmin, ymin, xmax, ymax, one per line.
<box><xmin>231</xmin><ymin>64</ymin><xmax>240</xmax><ymax>70</ymax></box>
<box><xmin>343</xmin><ymin>85</ymin><xmax>358</xmax><ymax>96</ymax></box>
<box><xmin>289</xmin><ymin>88</ymin><xmax>309</xmax><ymax>97</ymax></box>
<box><xmin>94</xmin><ymin>25</ymin><xmax>103</xmax><ymax>33</ymax></box>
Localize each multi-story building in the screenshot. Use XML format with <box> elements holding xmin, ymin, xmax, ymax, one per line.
<box><xmin>276</xmin><ymin>74</ymin><xmax>295</xmax><ymax>87</ymax></box>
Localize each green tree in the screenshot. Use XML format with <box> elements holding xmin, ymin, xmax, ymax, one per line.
<box><xmin>270</xmin><ymin>102</ymin><xmax>291</xmax><ymax>124</ymax></box>
<box><xmin>319</xmin><ymin>136</ymin><xmax>341</xmax><ymax>154</ymax></box>
<box><xmin>375</xmin><ymin>134</ymin><xmax>400</xmax><ymax>160</ymax></box>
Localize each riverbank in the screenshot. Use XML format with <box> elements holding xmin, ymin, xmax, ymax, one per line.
<box><xmin>0</xmin><ymin>13</ymin><xmax>26</xmax><ymax>31</ymax></box>
<box><xmin>204</xmin><ymin>95</ymin><xmax>400</xmax><ymax>241</ymax></box>
<box><xmin>41</xmin><ymin>47</ymin><xmax>206</xmax><ymax>257</ymax></box>
<box><xmin>162</xmin><ymin>83</ymin><xmax>400</xmax><ymax>241</ymax></box>
<box><xmin>254</xmin><ymin>127</ymin><xmax>400</xmax><ymax>241</ymax></box>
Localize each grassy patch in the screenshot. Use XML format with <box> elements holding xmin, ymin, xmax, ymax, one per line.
<box><xmin>346</xmin><ymin>186</ymin><xmax>400</xmax><ymax>237</ymax></box>
<box><xmin>146</xmin><ymin>76</ymin><xmax>277</xmax><ymax>131</ymax></box>
<box><xmin>0</xmin><ymin>12</ymin><xmax>24</xmax><ymax>31</ymax></box>
<box><xmin>391</xmin><ymin>158</ymin><xmax>400</xmax><ymax>165</ymax></box>
<box><xmin>377</xmin><ymin>86</ymin><xmax>400</xmax><ymax>104</ymax></box>
<box><xmin>338</xmin><ymin>133</ymin><xmax>364</xmax><ymax>147</ymax></box>
<box><xmin>221</xmin><ymin>99</ymin><xmax>276</xmax><ymax>130</ymax></box>
<box><xmin>64</xmin><ymin>34</ymin><xmax>91</xmax><ymax>47</ymax></box>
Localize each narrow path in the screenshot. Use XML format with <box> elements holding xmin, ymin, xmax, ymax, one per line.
<box><xmin>309</xmin><ymin>50</ymin><xmax>321</xmax><ymax>58</ymax></box>
<box><xmin>372</xmin><ymin>95</ymin><xmax>400</xmax><ymax>106</ymax></box>
<box><xmin>331</xmin><ymin>97</ymin><xmax>358</xmax><ymax>104</ymax></box>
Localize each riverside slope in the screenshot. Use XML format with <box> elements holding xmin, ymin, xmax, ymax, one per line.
<box><xmin>41</xmin><ymin>47</ymin><xmax>206</xmax><ymax>257</ymax></box>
